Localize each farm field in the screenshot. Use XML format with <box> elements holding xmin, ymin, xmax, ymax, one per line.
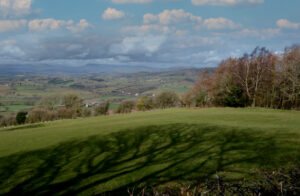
<box><xmin>0</xmin><ymin>69</ymin><xmax>202</xmax><ymax>118</ymax></box>
<box><xmin>0</xmin><ymin>108</ymin><xmax>299</xmax><ymax>195</ymax></box>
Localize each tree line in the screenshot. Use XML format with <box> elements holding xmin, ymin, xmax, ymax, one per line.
<box><xmin>0</xmin><ymin>45</ymin><xmax>299</xmax><ymax>127</ymax></box>
<box><xmin>182</xmin><ymin>45</ymin><xmax>300</xmax><ymax>109</ymax></box>
<box><xmin>0</xmin><ymin>91</ymin><xmax>180</xmax><ymax>127</ymax></box>
<box><xmin>0</xmin><ymin>94</ymin><xmax>110</xmax><ymax>127</ymax></box>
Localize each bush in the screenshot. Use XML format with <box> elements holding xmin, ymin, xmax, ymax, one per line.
<box><xmin>81</xmin><ymin>108</ymin><xmax>92</xmax><ymax>117</ymax></box>
<box><xmin>0</xmin><ymin>116</ymin><xmax>17</xmax><ymax>127</ymax></box>
<box><xmin>194</xmin><ymin>89</ymin><xmax>209</xmax><ymax>107</ymax></box>
<box><xmin>136</xmin><ymin>96</ymin><xmax>154</xmax><ymax>111</ymax></box>
<box><xmin>180</xmin><ymin>91</ymin><xmax>193</xmax><ymax>107</ymax></box>
<box><xmin>27</xmin><ymin>109</ymin><xmax>57</xmax><ymax>123</ymax></box>
<box><xmin>57</xmin><ymin>108</ymin><xmax>75</xmax><ymax>119</ymax></box>
<box><xmin>224</xmin><ymin>87</ymin><xmax>245</xmax><ymax>107</ymax></box>
<box><xmin>94</xmin><ymin>101</ymin><xmax>110</xmax><ymax>116</ymax></box>
<box><xmin>16</xmin><ymin>112</ymin><xmax>27</xmax><ymax>125</ymax></box>
<box><xmin>37</xmin><ymin>94</ymin><xmax>62</xmax><ymax>111</ymax></box>
<box><xmin>155</xmin><ymin>91</ymin><xmax>179</xmax><ymax>109</ymax></box>
<box><xmin>63</xmin><ymin>94</ymin><xmax>83</xmax><ymax>109</ymax></box>
<box><xmin>115</xmin><ymin>167</ymin><xmax>300</xmax><ymax>196</ymax></box>
<box><xmin>117</xmin><ymin>100</ymin><xmax>136</xmax><ymax>113</ymax></box>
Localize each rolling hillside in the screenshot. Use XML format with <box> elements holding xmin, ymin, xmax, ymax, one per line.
<box><xmin>0</xmin><ymin>108</ymin><xmax>299</xmax><ymax>195</ymax></box>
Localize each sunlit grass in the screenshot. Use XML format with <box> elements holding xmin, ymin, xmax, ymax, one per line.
<box><xmin>0</xmin><ymin>108</ymin><xmax>299</xmax><ymax>195</ymax></box>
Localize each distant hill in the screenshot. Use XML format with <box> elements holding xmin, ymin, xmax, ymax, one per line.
<box><xmin>0</xmin><ymin>64</ymin><xmax>172</xmax><ymax>75</ymax></box>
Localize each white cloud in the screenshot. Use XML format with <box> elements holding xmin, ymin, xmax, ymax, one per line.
<box><xmin>0</xmin><ymin>19</ymin><xmax>27</xmax><ymax>32</ymax></box>
<box><xmin>0</xmin><ymin>39</ymin><xmax>17</xmax><ymax>45</ymax></box>
<box><xmin>0</xmin><ymin>39</ymin><xmax>25</xmax><ymax>58</ymax></box>
<box><xmin>28</xmin><ymin>18</ymin><xmax>91</xmax><ymax>33</ymax></box>
<box><xmin>203</xmin><ymin>17</ymin><xmax>240</xmax><ymax>29</ymax></box>
<box><xmin>122</xmin><ymin>24</ymin><xmax>172</xmax><ymax>35</ymax></box>
<box><xmin>0</xmin><ymin>0</ymin><xmax>33</xmax><ymax>18</ymax></box>
<box><xmin>234</xmin><ymin>28</ymin><xmax>260</xmax><ymax>37</ymax></box>
<box><xmin>67</xmin><ymin>19</ymin><xmax>91</xmax><ymax>33</ymax></box>
<box><xmin>28</xmin><ymin>18</ymin><xmax>73</xmax><ymax>31</ymax></box>
<box><xmin>110</xmin><ymin>35</ymin><xmax>165</xmax><ymax>55</ymax></box>
<box><xmin>111</xmin><ymin>0</ymin><xmax>151</xmax><ymax>4</ymax></box>
<box><xmin>143</xmin><ymin>9</ymin><xmax>239</xmax><ymax>30</ymax></box>
<box><xmin>276</xmin><ymin>19</ymin><xmax>299</xmax><ymax>29</ymax></box>
<box><xmin>102</xmin><ymin>8</ymin><xmax>125</xmax><ymax>20</ymax></box>
<box><xmin>191</xmin><ymin>0</ymin><xmax>264</xmax><ymax>6</ymax></box>
<box><xmin>143</xmin><ymin>9</ymin><xmax>202</xmax><ymax>25</ymax></box>
<box><xmin>262</xmin><ymin>28</ymin><xmax>280</xmax><ymax>37</ymax></box>
<box><xmin>175</xmin><ymin>30</ymin><xmax>189</xmax><ymax>37</ymax></box>
<box><xmin>216</xmin><ymin>28</ymin><xmax>281</xmax><ymax>39</ymax></box>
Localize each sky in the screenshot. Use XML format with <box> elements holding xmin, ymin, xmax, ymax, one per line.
<box><xmin>0</xmin><ymin>0</ymin><xmax>299</xmax><ymax>68</ymax></box>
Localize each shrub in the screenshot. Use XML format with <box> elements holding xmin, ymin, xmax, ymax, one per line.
<box><xmin>117</xmin><ymin>100</ymin><xmax>136</xmax><ymax>113</ymax></box>
<box><xmin>155</xmin><ymin>91</ymin><xmax>179</xmax><ymax>109</ymax></box>
<box><xmin>37</xmin><ymin>94</ymin><xmax>62</xmax><ymax>111</ymax></box>
<box><xmin>224</xmin><ymin>87</ymin><xmax>245</xmax><ymax>107</ymax></box>
<box><xmin>94</xmin><ymin>101</ymin><xmax>110</xmax><ymax>116</ymax></box>
<box><xmin>136</xmin><ymin>96</ymin><xmax>154</xmax><ymax>111</ymax></box>
<box><xmin>16</xmin><ymin>112</ymin><xmax>27</xmax><ymax>125</ymax></box>
<box><xmin>194</xmin><ymin>89</ymin><xmax>209</xmax><ymax>107</ymax></box>
<box><xmin>63</xmin><ymin>94</ymin><xmax>83</xmax><ymax>109</ymax></box>
<box><xmin>0</xmin><ymin>116</ymin><xmax>17</xmax><ymax>127</ymax></box>
<box><xmin>81</xmin><ymin>108</ymin><xmax>92</xmax><ymax>117</ymax></box>
<box><xmin>117</xmin><ymin>167</ymin><xmax>300</xmax><ymax>196</ymax></box>
<box><xmin>57</xmin><ymin>108</ymin><xmax>75</xmax><ymax>119</ymax></box>
<box><xmin>27</xmin><ymin>109</ymin><xmax>57</xmax><ymax>123</ymax></box>
<box><xmin>180</xmin><ymin>91</ymin><xmax>193</xmax><ymax>107</ymax></box>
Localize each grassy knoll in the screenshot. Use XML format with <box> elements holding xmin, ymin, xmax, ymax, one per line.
<box><xmin>0</xmin><ymin>108</ymin><xmax>299</xmax><ymax>195</ymax></box>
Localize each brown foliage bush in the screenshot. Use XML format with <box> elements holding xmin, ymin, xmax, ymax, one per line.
<box><xmin>57</xmin><ymin>108</ymin><xmax>75</xmax><ymax>119</ymax></box>
<box><xmin>27</xmin><ymin>109</ymin><xmax>57</xmax><ymax>123</ymax></box>
<box><xmin>0</xmin><ymin>116</ymin><xmax>17</xmax><ymax>127</ymax></box>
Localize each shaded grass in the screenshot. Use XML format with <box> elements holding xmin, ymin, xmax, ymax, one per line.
<box><xmin>0</xmin><ymin>123</ymin><xmax>299</xmax><ymax>195</ymax></box>
<box><xmin>0</xmin><ymin>108</ymin><xmax>299</xmax><ymax>195</ymax></box>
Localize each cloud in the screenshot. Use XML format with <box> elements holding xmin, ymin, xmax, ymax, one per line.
<box><xmin>143</xmin><ymin>9</ymin><xmax>239</xmax><ymax>30</ymax></box>
<box><xmin>110</xmin><ymin>35</ymin><xmax>166</xmax><ymax>56</ymax></box>
<box><xmin>111</xmin><ymin>0</ymin><xmax>151</xmax><ymax>4</ymax></box>
<box><xmin>0</xmin><ymin>32</ymin><xmax>226</xmax><ymax>68</ymax></box>
<box><xmin>0</xmin><ymin>39</ymin><xmax>17</xmax><ymax>45</ymax></box>
<box><xmin>28</xmin><ymin>18</ymin><xmax>73</xmax><ymax>31</ymax></box>
<box><xmin>28</xmin><ymin>18</ymin><xmax>90</xmax><ymax>32</ymax></box>
<box><xmin>0</xmin><ymin>39</ymin><xmax>25</xmax><ymax>58</ymax></box>
<box><xmin>276</xmin><ymin>19</ymin><xmax>299</xmax><ymax>29</ymax></box>
<box><xmin>191</xmin><ymin>0</ymin><xmax>264</xmax><ymax>6</ymax></box>
<box><xmin>203</xmin><ymin>18</ymin><xmax>240</xmax><ymax>30</ymax></box>
<box><xmin>122</xmin><ymin>24</ymin><xmax>173</xmax><ymax>35</ymax></box>
<box><xmin>102</xmin><ymin>8</ymin><xmax>125</xmax><ymax>20</ymax></box>
<box><xmin>0</xmin><ymin>19</ymin><xmax>27</xmax><ymax>32</ymax></box>
<box><xmin>0</xmin><ymin>0</ymin><xmax>33</xmax><ymax>18</ymax></box>
<box><xmin>143</xmin><ymin>9</ymin><xmax>202</xmax><ymax>25</ymax></box>
<box><xmin>215</xmin><ymin>28</ymin><xmax>281</xmax><ymax>39</ymax></box>
<box><xmin>175</xmin><ymin>30</ymin><xmax>189</xmax><ymax>37</ymax></box>
<box><xmin>67</xmin><ymin>19</ymin><xmax>92</xmax><ymax>33</ymax></box>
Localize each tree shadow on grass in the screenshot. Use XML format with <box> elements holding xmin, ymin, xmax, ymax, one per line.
<box><xmin>0</xmin><ymin>123</ymin><xmax>298</xmax><ymax>195</ymax></box>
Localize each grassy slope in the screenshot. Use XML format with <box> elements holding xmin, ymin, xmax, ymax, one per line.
<box><xmin>0</xmin><ymin>108</ymin><xmax>299</xmax><ymax>195</ymax></box>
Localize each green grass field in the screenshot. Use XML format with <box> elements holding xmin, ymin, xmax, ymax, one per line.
<box><xmin>0</xmin><ymin>108</ymin><xmax>299</xmax><ymax>195</ymax></box>
<box><xmin>0</xmin><ymin>105</ymin><xmax>34</xmax><ymax>112</ymax></box>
